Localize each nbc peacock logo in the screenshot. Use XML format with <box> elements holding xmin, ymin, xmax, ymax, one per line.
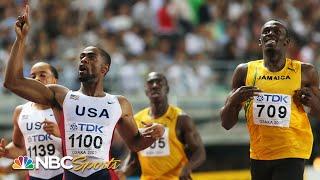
<box><xmin>12</xmin><ymin>156</ymin><xmax>35</xmax><ymax>170</ymax></box>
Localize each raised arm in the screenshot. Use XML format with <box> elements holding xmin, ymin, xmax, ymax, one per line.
<box><xmin>177</xmin><ymin>114</ymin><xmax>205</xmax><ymax>180</ymax></box>
<box><xmin>220</xmin><ymin>63</ymin><xmax>261</xmax><ymax>130</ymax></box>
<box><xmin>3</xmin><ymin>5</ymin><xmax>67</xmax><ymax>107</ymax></box>
<box><xmin>116</xmin><ymin>96</ymin><xmax>164</xmax><ymax>152</ymax></box>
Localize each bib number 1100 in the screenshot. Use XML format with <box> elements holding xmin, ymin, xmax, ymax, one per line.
<box><xmin>68</xmin><ymin>134</ymin><xmax>102</xmax><ymax>149</ymax></box>
<box><xmin>257</xmin><ymin>105</ymin><xmax>287</xmax><ymax>118</ymax></box>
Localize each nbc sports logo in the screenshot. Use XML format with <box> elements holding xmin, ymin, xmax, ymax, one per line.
<box><xmin>12</xmin><ymin>156</ymin><xmax>35</xmax><ymax>170</ymax></box>
<box><xmin>10</xmin><ymin>155</ymin><xmax>121</xmax><ymax>171</ymax></box>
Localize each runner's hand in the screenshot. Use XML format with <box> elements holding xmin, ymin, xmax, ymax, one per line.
<box><xmin>0</xmin><ymin>138</ymin><xmax>8</xmax><ymax>158</ymax></box>
<box><xmin>140</xmin><ymin>122</ymin><xmax>165</xmax><ymax>140</ymax></box>
<box><xmin>42</xmin><ymin>119</ymin><xmax>61</xmax><ymax>138</ymax></box>
<box><xmin>15</xmin><ymin>4</ymin><xmax>30</xmax><ymax>40</ymax></box>
<box><xmin>230</xmin><ymin>86</ymin><xmax>262</xmax><ymax>104</ymax></box>
<box><xmin>294</xmin><ymin>87</ymin><xmax>319</xmax><ymax>107</ymax></box>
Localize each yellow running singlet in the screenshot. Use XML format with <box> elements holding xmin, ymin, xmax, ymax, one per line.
<box><xmin>135</xmin><ymin>105</ymin><xmax>188</xmax><ymax>180</ymax></box>
<box><xmin>245</xmin><ymin>58</ymin><xmax>313</xmax><ymax>160</ymax></box>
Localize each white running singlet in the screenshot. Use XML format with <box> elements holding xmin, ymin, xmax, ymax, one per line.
<box><xmin>62</xmin><ymin>91</ymin><xmax>122</xmax><ymax>177</ymax></box>
<box><xmin>18</xmin><ymin>102</ymin><xmax>63</xmax><ymax>179</ymax></box>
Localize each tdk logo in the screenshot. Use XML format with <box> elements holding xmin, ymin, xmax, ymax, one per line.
<box><xmin>75</xmin><ymin>105</ymin><xmax>109</xmax><ymax>118</ymax></box>
<box><xmin>69</xmin><ymin>123</ymin><xmax>104</xmax><ymax>133</ymax></box>
<box><xmin>256</xmin><ymin>94</ymin><xmax>288</xmax><ymax>103</ymax></box>
<box><xmin>70</xmin><ymin>123</ymin><xmax>78</xmax><ymax>131</ymax></box>
<box><xmin>29</xmin><ymin>134</ymin><xmax>53</xmax><ymax>142</ymax></box>
<box><xmin>256</xmin><ymin>95</ymin><xmax>264</xmax><ymax>102</ymax></box>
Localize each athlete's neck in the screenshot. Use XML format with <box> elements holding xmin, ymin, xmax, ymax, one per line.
<box><xmin>263</xmin><ymin>52</ymin><xmax>286</xmax><ymax>72</ymax></box>
<box><xmin>79</xmin><ymin>82</ymin><xmax>105</xmax><ymax>97</ymax></box>
<box><xmin>150</xmin><ymin>98</ymin><xmax>169</xmax><ymax>119</ymax></box>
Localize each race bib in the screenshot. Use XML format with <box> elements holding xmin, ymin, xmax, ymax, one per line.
<box><xmin>65</xmin><ymin>121</ymin><xmax>109</xmax><ymax>158</ymax></box>
<box><xmin>26</xmin><ymin>133</ymin><xmax>58</xmax><ymax>158</ymax></box>
<box><xmin>139</xmin><ymin>127</ymin><xmax>170</xmax><ymax>157</ymax></box>
<box><xmin>253</xmin><ymin>93</ymin><xmax>291</xmax><ymax>127</ymax></box>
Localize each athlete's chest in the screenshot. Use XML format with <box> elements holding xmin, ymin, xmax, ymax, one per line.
<box><xmin>19</xmin><ymin>109</ymin><xmax>55</xmax><ymax>133</ymax></box>
<box><xmin>253</xmin><ymin>70</ymin><xmax>300</xmax><ymax>95</ymax></box>
<box><xmin>64</xmin><ymin>96</ymin><xmax>121</xmax><ymax>121</ymax></box>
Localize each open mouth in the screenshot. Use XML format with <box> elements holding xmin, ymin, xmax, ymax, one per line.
<box><xmin>265</xmin><ymin>39</ymin><xmax>277</xmax><ymax>47</ymax></box>
<box><xmin>79</xmin><ymin>65</ymin><xmax>87</xmax><ymax>72</ymax></box>
<box><xmin>150</xmin><ymin>91</ymin><xmax>160</xmax><ymax>96</ymax></box>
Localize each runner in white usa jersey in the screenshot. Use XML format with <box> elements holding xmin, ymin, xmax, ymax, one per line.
<box><xmin>4</xmin><ymin>5</ymin><xmax>165</xmax><ymax>180</ymax></box>
<box><xmin>0</xmin><ymin>62</ymin><xmax>63</xmax><ymax>180</ymax></box>
<box><xmin>62</xmin><ymin>91</ymin><xmax>122</xmax><ymax>177</ymax></box>
<box><xmin>18</xmin><ymin>102</ymin><xmax>63</xmax><ymax>179</ymax></box>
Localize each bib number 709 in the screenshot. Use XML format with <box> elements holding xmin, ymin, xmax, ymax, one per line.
<box><xmin>256</xmin><ymin>104</ymin><xmax>287</xmax><ymax>118</ymax></box>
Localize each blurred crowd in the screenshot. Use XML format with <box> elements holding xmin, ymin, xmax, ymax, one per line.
<box><xmin>0</xmin><ymin>0</ymin><xmax>320</xmax><ymax>96</ymax></box>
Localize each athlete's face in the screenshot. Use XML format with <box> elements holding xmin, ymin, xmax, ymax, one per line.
<box><xmin>259</xmin><ymin>21</ymin><xmax>289</xmax><ymax>52</ymax></box>
<box><xmin>145</xmin><ymin>73</ymin><xmax>169</xmax><ymax>102</ymax></box>
<box><xmin>30</xmin><ymin>63</ymin><xmax>57</xmax><ymax>85</ymax></box>
<box><xmin>78</xmin><ymin>46</ymin><xmax>107</xmax><ymax>82</ymax></box>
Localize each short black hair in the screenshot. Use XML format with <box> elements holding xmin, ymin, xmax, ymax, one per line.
<box><xmin>146</xmin><ymin>72</ymin><xmax>169</xmax><ymax>86</ymax></box>
<box><xmin>97</xmin><ymin>47</ymin><xmax>111</xmax><ymax>66</ymax></box>
<box><xmin>49</xmin><ymin>65</ymin><xmax>59</xmax><ymax>79</ymax></box>
<box><xmin>145</xmin><ymin>72</ymin><xmax>170</xmax><ymax>94</ymax></box>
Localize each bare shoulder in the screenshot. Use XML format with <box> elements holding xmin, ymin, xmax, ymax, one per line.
<box><xmin>177</xmin><ymin>113</ymin><xmax>194</xmax><ymax>129</ymax></box>
<box><xmin>12</xmin><ymin>104</ymin><xmax>24</xmax><ymax>124</ymax></box>
<box><xmin>232</xmin><ymin>63</ymin><xmax>249</xmax><ymax>89</ymax></box>
<box><xmin>235</xmin><ymin>63</ymin><xmax>249</xmax><ymax>71</ymax></box>
<box><xmin>46</xmin><ymin>84</ymin><xmax>69</xmax><ymax>107</ymax></box>
<box><xmin>116</xmin><ymin>95</ymin><xmax>131</xmax><ymax>106</ymax></box>
<box><xmin>116</xmin><ymin>95</ymin><xmax>133</xmax><ymax>117</ymax></box>
<box><xmin>46</xmin><ymin>84</ymin><xmax>69</xmax><ymax>94</ymax></box>
<box><xmin>14</xmin><ymin>104</ymin><xmax>23</xmax><ymax>112</ymax></box>
<box><xmin>234</xmin><ymin>63</ymin><xmax>248</xmax><ymax>77</ymax></box>
<box><xmin>301</xmin><ymin>62</ymin><xmax>317</xmax><ymax>74</ymax></box>
<box><xmin>178</xmin><ymin>113</ymin><xmax>192</xmax><ymax>122</ymax></box>
<box><xmin>301</xmin><ymin>62</ymin><xmax>319</xmax><ymax>86</ymax></box>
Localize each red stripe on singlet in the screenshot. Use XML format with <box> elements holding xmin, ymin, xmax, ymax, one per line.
<box><xmin>26</xmin><ymin>172</ymin><xmax>30</xmax><ymax>180</ymax></box>
<box><xmin>57</xmin><ymin>111</ymin><xmax>67</xmax><ymax>156</ymax></box>
<box><xmin>107</xmin><ymin>121</ymin><xmax>120</xmax><ymax>180</ymax></box>
<box><xmin>109</xmin><ymin>169</ymin><xmax>119</xmax><ymax>180</ymax></box>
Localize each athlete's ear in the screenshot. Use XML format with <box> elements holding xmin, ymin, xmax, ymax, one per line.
<box><xmin>283</xmin><ymin>37</ymin><xmax>290</xmax><ymax>46</ymax></box>
<box><xmin>258</xmin><ymin>38</ymin><xmax>262</xmax><ymax>47</ymax></box>
<box><xmin>144</xmin><ymin>84</ymin><xmax>148</xmax><ymax>96</ymax></box>
<box><xmin>101</xmin><ymin>64</ymin><xmax>109</xmax><ymax>76</ymax></box>
<box><xmin>52</xmin><ymin>77</ymin><xmax>57</xmax><ymax>84</ymax></box>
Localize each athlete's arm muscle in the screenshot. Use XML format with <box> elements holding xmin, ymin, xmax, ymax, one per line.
<box><xmin>220</xmin><ymin>64</ymin><xmax>247</xmax><ymax>130</ymax></box>
<box><xmin>6</xmin><ymin>105</ymin><xmax>26</xmax><ymax>159</ymax></box>
<box><xmin>300</xmin><ymin>63</ymin><xmax>320</xmax><ymax>118</ymax></box>
<box><xmin>177</xmin><ymin>114</ymin><xmax>205</xmax><ymax>177</ymax></box>
<box><xmin>220</xmin><ymin>63</ymin><xmax>262</xmax><ymax>130</ymax></box>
